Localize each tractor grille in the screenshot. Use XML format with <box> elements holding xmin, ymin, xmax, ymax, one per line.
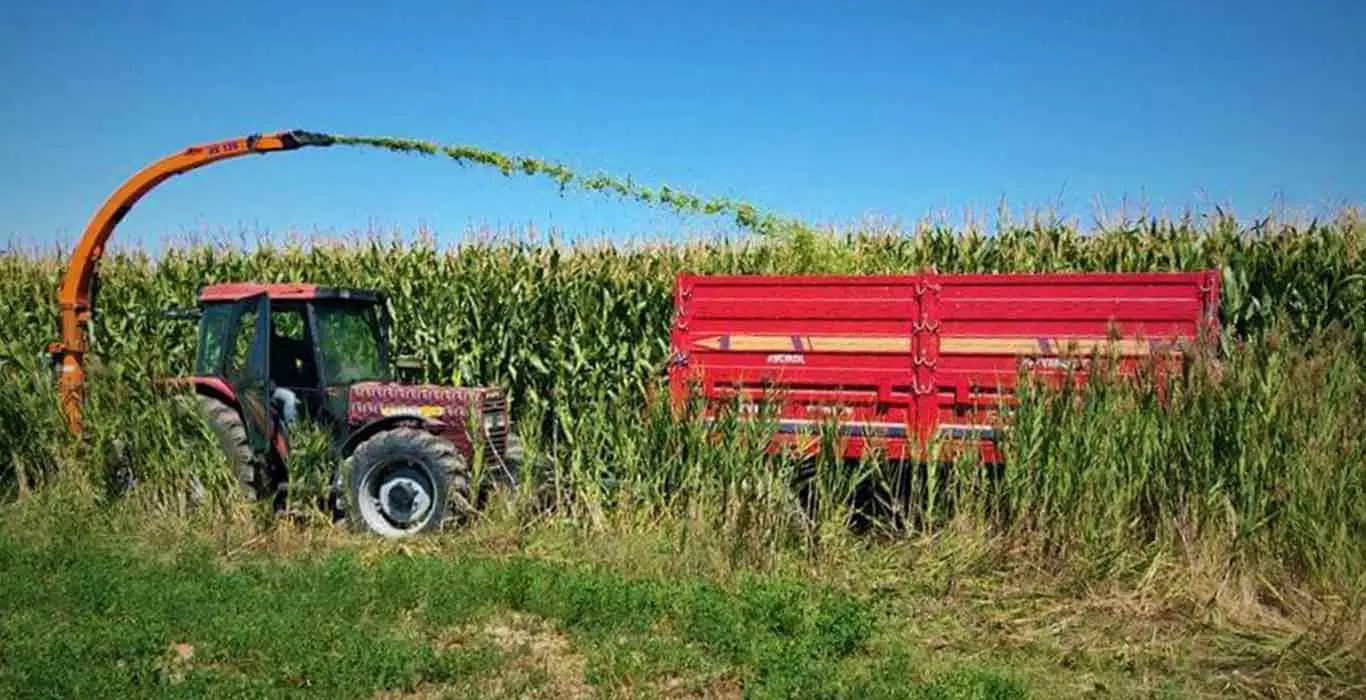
<box><xmin>481</xmin><ymin>393</ymin><xmax>509</xmax><ymax>464</ymax></box>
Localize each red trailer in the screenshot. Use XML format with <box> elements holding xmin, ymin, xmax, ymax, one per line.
<box><xmin>668</xmin><ymin>270</ymin><xmax>1221</xmax><ymax>464</ymax></box>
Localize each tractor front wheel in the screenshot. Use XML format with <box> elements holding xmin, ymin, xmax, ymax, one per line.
<box><xmin>342</xmin><ymin>428</ymin><xmax>472</xmax><ymax>538</ymax></box>
<box><xmin>198</xmin><ymin>395</ymin><xmax>273</xmax><ymax>501</ymax></box>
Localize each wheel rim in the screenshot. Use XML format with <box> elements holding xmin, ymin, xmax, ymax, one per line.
<box><xmin>357</xmin><ymin>460</ymin><xmax>438</xmax><ymax>537</ymax></box>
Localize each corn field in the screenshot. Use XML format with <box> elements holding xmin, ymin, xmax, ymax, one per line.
<box><xmin>4</xmin><ymin>212</ymin><xmax>1363</xmax><ymax>418</ymax></box>
<box><xmin>2</xmin><ymin>212</ymin><xmax>1365</xmax><ymax>590</ymax></box>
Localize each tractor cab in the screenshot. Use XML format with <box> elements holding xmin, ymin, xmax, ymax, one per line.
<box><xmin>192</xmin><ymin>283</ymin><xmax>392</xmax><ymax>428</ymax></box>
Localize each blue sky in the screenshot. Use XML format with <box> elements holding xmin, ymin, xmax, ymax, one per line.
<box><xmin>1</xmin><ymin>0</ymin><xmax>1362</xmax><ymax>250</ymax></box>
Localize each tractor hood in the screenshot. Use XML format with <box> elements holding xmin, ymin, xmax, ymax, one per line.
<box><xmin>346</xmin><ymin>381</ymin><xmax>506</xmax><ymax>425</ymax></box>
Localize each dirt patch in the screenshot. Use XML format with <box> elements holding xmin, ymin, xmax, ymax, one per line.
<box><xmin>373</xmin><ymin>681</ymin><xmax>461</xmax><ymax>700</ymax></box>
<box><xmin>378</xmin><ymin>612</ymin><xmax>591</xmax><ymax>700</ymax></box>
<box><xmin>478</xmin><ymin>613</ymin><xmax>591</xmax><ymax>700</ymax></box>
<box><xmin>659</xmin><ymin>674</ymin><xmax>744</xmax><ymax>699</ymax></box>
<box><xmin>155</xmin><ymin>640</ymin><xmax>241</xmax><ymax>686</ymax></box>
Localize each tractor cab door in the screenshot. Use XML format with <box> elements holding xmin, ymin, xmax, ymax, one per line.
<box><xmin>225</xmin><ymin>294</ymin><xmax>274</xmax><ymax>457</ymax></box>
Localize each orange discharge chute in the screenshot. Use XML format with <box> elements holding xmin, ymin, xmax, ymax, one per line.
<box><xmin>49</xmin><ymin>130</ymin><xmax>335</xmax><ymax>433</ymax></box>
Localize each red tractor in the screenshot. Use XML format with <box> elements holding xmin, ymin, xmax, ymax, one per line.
<box><xmin>167</xmin><ymin>282</ymin><xmax>535</xmax><ymax>537</ymax></box>
<box><xmin>47</xmin><ymin>131</ymin><xmax>547</xmax><ymax>538</ymax></box>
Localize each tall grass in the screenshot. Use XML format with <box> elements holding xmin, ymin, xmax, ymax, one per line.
<box><xmin>998</xmin><ymin>329</ymin><xmax>1366</xmax><ymax>588</ymax></box>
<box><xmin>0</xmin><ymin>341</ymin><xmax>66</xmax><ymax>499</ymax></box>
<box><xmin>0</xmin><ymin>339</ymin><xmax>236</xmax><ymax>513</ymax></box>
<box><xmin>2</xmin><ymin>213</ymin><xmax>1364</xmax><ymax>594</ymax></box>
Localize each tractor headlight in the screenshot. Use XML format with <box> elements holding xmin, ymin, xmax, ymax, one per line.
<box><xmin>483</xmin><ymin>411</ymin><xmax>507</xmax><ymax>431</ymax></box>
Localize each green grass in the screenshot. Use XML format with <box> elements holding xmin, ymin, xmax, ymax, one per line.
<box><xmin>4</xmin><ymin>495</ymin><xmax>1360</xmax><ymax>699</ymax></box>
<box><xmin>0</xmin><ymin>510</ymin><xmax>1028</xmax><ymax>699</ymax></box>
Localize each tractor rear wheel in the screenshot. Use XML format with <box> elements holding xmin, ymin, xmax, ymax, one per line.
<box><xmin>342</xmin><ymin>428</ymin><xmax>472</xmax><ymax>538</ymax></box>
<box><xmin>198</xmin><ymin>395</ymin><xmax>272</xmax><ymax>501</ymax></box>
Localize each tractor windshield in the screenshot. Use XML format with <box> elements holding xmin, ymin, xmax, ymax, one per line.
<box><xmin>314</xmin><ymin>301</ymin><xmax>386</xmax><ymax>385</ymax></box>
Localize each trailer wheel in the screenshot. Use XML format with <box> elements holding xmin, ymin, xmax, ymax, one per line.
<box><xmin>197</xmin><ymin>395</ymin><xmax>271</xmax><ymax>501</ymax></box>
<box><xmin>342</xmin><ymin>428</ymin><xmax>471</xmax><ymax>538</ymax></box>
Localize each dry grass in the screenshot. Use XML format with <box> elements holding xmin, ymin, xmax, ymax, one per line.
<box><xmin>473</xmin><ymin>613</ymin><xmax>592</xmax><ymax>699</ymax></box>
<box><xmin>856</xmin><ymin>547</ymin><xmax>1366</xmax><ymax>699</ymax></box>
<box><xmin>372</xmin><ymin>613</ymin><xmax>590</xmax><ymax>700</ymax></box>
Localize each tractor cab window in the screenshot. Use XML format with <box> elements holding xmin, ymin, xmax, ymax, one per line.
<box><xmin>194</xmin><ymin>303</ymin><xmax>238</xmax><ymax>376</ymax></box>
<box><xmin>228</xmin><ymin>308</ymin><xmax>259</xmax><ymax>379</ymax></box>
<box><xmin>269</xmin><ymin>306</ymin><xmax>320</xmax><ymax>392</ymax></box>
<box><xmin>313</xmin><ymin>301</ymin><xmax>386</xmax><ymax>385</ymax></box>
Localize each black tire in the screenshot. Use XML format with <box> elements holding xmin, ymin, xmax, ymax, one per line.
<box><xmin>342</xmin><ymin>428</ymin><xmax>471</xmax><ymax>538</ymax></box>
<box><xmin>197</xmin><ymin>395</ymin><xmax>271</xmax><ymax>501</ymax></box>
